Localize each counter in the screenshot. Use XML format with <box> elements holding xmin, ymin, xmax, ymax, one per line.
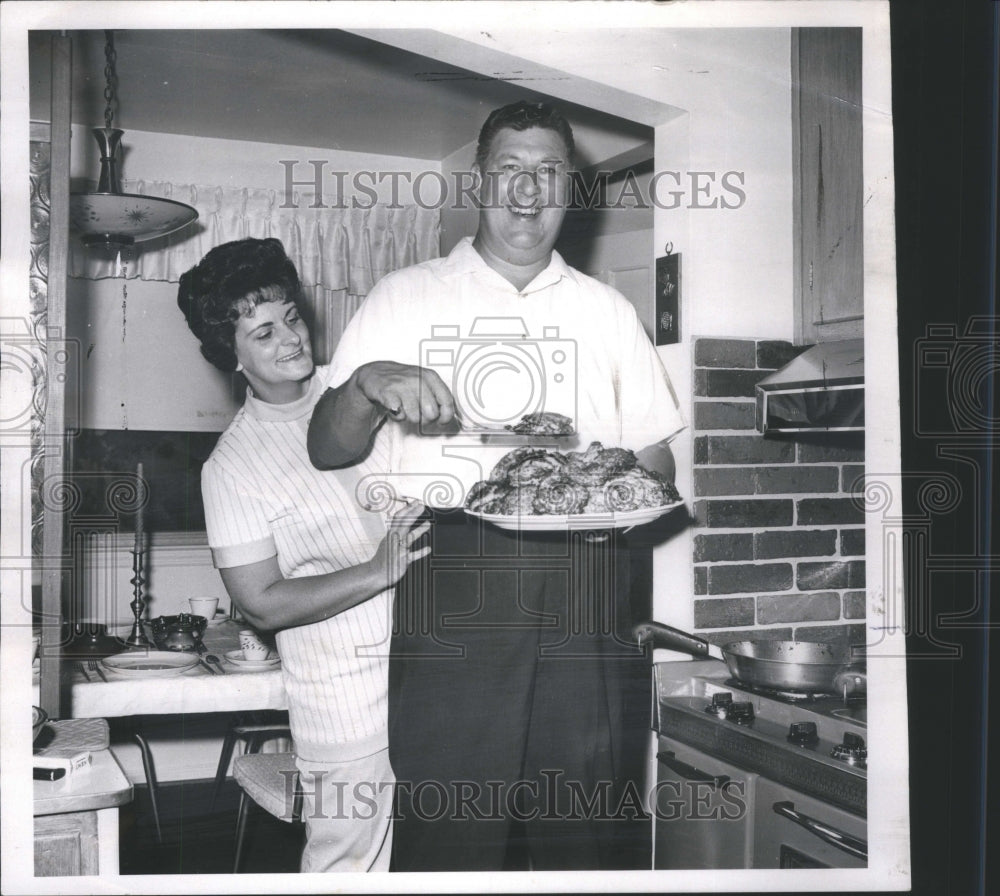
<box><xmin>33</xmin><ymin>718</ymin><xmax>132</xmax><ymax>876</ymax></box>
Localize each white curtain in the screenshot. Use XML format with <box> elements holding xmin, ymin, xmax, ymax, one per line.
<box><xmin>68</xmin><ymin>181</ymin><xmax>441</xmax><ymax>360</ymax></box>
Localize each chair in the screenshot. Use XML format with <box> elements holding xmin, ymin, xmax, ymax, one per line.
<box><xmin>211</xmin><ymin>715</ymin><xmax>291</xmax><ymax>810</ymax></box>
<box><xmin>105</xmin><ymin>717</ymin><xmax>163</xmax><ymax>843</ymax></box>
<box><xmin>231</xmin><ymin>751</ymin><xmax>303</xmax><ymax>873</ymax></box>
<box><xmin>131</xmin><ymin>731</ymin><xmax>163</xmax><ymax>843</ymax></box>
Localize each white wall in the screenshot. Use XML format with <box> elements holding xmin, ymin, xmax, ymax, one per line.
<box><xmin>653</xmin><ymin>30</ymin><xmax>794</xmax><ymax>342</ymax></box>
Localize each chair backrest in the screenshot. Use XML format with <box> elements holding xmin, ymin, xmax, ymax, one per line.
<box><xmin>232</xmin><ymin>752</ymin><xmax>302</xmax><ymax>822</ymax></box>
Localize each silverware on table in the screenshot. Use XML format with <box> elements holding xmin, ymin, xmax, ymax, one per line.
<box><xmin>87</xmin><ymin>659</ymin><xmax>109</xmax><ymax>682</ymax></box>
<box><xmin>204</xmin><ymin>654</ymin><xmax>225</xmax><ymax>674</ymax></box>
<box><xmin>79</xmin><ymin>661</ymin><xmax>93</xmax><ymax>683</ymax></box>
<box><xmin>197</xmin><ymin>657</ymin><xmax>219</xmax><ymax>675</ymax></box>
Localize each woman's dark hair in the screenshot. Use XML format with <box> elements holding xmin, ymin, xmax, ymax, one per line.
<box><xmin>474</xmin><ymin>101</ymin><xmax>576</xmax><ymax>173</ymax></box>
<box><xmin>177</xmin><ymin>237</ymin><xmax>303</xmax><ymax>372</ymax></box>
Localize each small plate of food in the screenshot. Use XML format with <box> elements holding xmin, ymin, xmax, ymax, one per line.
<box><xmin>467</xmin><ymin>412</ymin><xmax>577</xmax><ymax>443</ymax></box>
<box><xmin>464</xmin><ymin>441</ymin><xmax>684</xmax><ymax>531</ymax></box>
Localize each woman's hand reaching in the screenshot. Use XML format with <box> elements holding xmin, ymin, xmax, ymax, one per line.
<box><xmin>370</xmin><ymin>499</ymin><xmax>432</xmax><ymax>589</ymax></box>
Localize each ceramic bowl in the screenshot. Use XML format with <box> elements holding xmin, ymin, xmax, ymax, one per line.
<box><xmin>150</xmin><ymin>613</ymin><xmax>208</xmax><ymax>651</ymax></box>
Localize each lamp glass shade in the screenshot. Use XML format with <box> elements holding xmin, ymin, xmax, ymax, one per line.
<box><xmin>69</xmin><ymin>127</ymin><xmax>198</xmax><ymax>250</ymax></box>
<box><xmin>69</xmin><ymin>192</ymin><xmax>199</xmax><ymax>247</ymax></box>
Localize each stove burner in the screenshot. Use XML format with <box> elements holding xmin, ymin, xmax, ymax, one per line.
<box><xmin>723</xmin><ymin>678</ymin><xmax>821</xmax><ymax>702</ymax></box>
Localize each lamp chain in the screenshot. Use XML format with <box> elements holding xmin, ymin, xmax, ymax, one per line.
<box><xmin>103</xmin><ymin>30</ymin><xmax>118</xmax><ymax>130</ymax></box>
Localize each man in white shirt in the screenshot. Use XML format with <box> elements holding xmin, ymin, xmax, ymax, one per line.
<box><xmin>309</xmin><ymin>102</ymin><xmax>684</xmax><ymax>871</ymax></box>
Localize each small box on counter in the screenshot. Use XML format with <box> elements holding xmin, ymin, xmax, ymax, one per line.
<box><xmin>32</xmin><ymin>751</ymin><xmax>92</xmax><ymax>777</ymax></box>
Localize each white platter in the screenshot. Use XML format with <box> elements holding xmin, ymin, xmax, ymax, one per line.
<box><xmin>205</xmin><ymin>611</ymin><xmax>229</xmax><ymax>627</ymax></box>
<box><xmin>224</xmin><ymin>649</ymin><xmax>281</xmax><ymax>671</ymax></box>
<box><xmin>100</xmin><ymin>651</ymin><xmax>199</xmax><ymax>678</ymax></box>
<box><xmin>466</xmin><ymin>500</ymin><xmax>685</xmax><ymax>531</ymax></box>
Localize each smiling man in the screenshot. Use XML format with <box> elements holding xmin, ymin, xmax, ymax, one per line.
<box><xmin>308</xmin><ymin>101</ymin><xmax>685</xmax><ymax>872</ymax></box>
<box><xmin>471</xmin><ymin>115</ymin><xmax>572</xmax><ymax>288</ymax></box>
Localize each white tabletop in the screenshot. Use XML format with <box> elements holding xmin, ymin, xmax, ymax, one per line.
<box><xmin>33</xmin><ymin>620</ymin><xmax>288</xmax><ymax>719</ymax></box>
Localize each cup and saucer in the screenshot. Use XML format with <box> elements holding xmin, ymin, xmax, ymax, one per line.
<box><xmin>224</xmin><ymin>629</ymin><xmax>280</xmax><ymax>671</ymax></box>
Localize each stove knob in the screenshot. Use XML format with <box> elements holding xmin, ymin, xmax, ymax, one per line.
<box><xmin>787</xmin><ymin>721</ymin><xmax>819</xmax><ymax>746</ymax></box>
<box><xmin>705</xmin><ymin>692</ymin><xmax>734</xmax><ymax>717</ymax></box>
<box><xmin>831</xmin><ymin>731</ymin><xmax>868</xmax><ymax>767</ymax></box>
<box><xmin>728</xmin><ymin>701</ymin><xmax>755</xmax><ymax>726</ymax></box>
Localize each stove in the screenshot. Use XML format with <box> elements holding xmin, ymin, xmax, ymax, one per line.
<box><xmin>654</xmin><ymin>661</ymin><xmax>867</xmax><ymax>813</ymax></box>
<box><xmin>652</xmin><ymin>660</ymin><xmax>868</xmax><ymax>869</ymax></box>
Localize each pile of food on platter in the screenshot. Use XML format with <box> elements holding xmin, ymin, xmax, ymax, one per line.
<box><xmin>465</xmin><ymin>441</ymin><xmax>682</xmax><ymax>515</ymax></box>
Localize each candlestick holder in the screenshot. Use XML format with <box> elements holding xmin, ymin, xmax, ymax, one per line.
<box><xmin>124</xmin><ymin>545</ymin><xmax>151</xmax><ymax>648</ymax></box>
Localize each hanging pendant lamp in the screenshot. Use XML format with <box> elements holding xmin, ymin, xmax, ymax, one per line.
<box><xmin>69</xmin><ymin>31</ymin><xmax>198</xmax><ymax>254</ymax></box>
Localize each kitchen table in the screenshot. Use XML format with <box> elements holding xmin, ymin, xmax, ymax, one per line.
<box><xmin>33</xmin><ymin>620</ymin><xmax>287</xmax><ymax>718</ymax></box>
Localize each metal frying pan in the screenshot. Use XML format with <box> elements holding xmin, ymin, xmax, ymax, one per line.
<box><xmin>633</xmin><ymin>621</ymin><xmax>865</xmax><ymax>695</ymax></box>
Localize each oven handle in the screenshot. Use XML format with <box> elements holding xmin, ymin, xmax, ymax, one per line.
<box><xmin>772</xmin><ymin>801</ymin><xmax>868</xmax><ymax>861</ymax></box>
<box><xmin>657</xmin><ymin>751</ymin><xmax>730</xmax><ymax>787</ymax></box>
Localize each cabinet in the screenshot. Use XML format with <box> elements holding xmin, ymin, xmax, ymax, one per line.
<box><xmin>34</xmin><ymin>812</ymin><xmax>101</xmax><ymax>877</ymax></box>
<box><xmin>792</xmin><ymin>28</ymin><xmax>864</xmax><ymax>343</ymax></box>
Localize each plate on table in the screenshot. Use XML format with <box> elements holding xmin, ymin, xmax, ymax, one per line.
<box><xmin>205</xmin><ymin>611</ymin><xmax>229</xmax><ymax>627</ymax></box>
<box><xmin>224</xmin><ymin>649</ymin><xmax>281</xmax><ymax>671</ymax></box>
<box><xmin>99</xmin><ymin>651</ymin><xmax>199</xmax><ymax>678</ymax></box>
<box><xmin>465</xmin><ymin>500</ymin><xmax>685</xmax><ymax>532</ymax></box>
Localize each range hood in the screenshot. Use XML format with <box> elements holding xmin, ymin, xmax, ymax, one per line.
<box><xmin>755</xmin><ymin>338</ymin><xmax>864</xmax><ymax>434</ymax></box>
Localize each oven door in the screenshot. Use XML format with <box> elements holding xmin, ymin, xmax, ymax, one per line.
<box><xmin>653</xmin><ymin>735</ymin><xmax>757</xmax><ymax>869</ymax></box>
<box><xmin>752</xmin><ymin>777</ymin><xmax>867</xmax><ymax>869</ymax></box>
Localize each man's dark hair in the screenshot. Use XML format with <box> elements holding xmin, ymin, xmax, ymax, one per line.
<box><xmin>474</xmin><ymin>101</ymin><xmax>576</xmax><ymax>173</ymax></box>
<box><xmin>177</xmin><ymin>237</ymin><xmax>304</xmax><ymax>372</ymax></box>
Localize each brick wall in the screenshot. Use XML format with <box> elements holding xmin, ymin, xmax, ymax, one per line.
<box><xmin>692</xmin><ymin>337</ymin><xmax>866</xmax><ymax>649</ymax></box>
